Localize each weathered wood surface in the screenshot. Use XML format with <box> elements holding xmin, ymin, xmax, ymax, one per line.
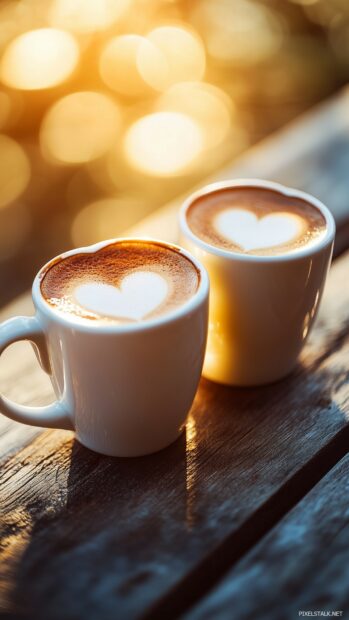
<box><xmin>1</xmin><ymin>90</ymin><xmax>349</xmax><ymax>619</ymax></box>
<box><xmin>186</xmin><ymin>453</ymin><xmax>349</xmax><ymax>620</ymax></box>
<box><xmin>1</xmin><ymin>256</ymin><xmax>349</xmax><ymax>620</ymax></box>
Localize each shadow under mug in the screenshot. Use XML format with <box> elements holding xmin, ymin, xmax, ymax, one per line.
<box><xmin>0</xmin><ymin>238</ymin><xmax>209</xmax><ymax>457</ymax></box>
<box><xmin>179</xmin><ymin>179</ymin><xmax>335</xmax><ymax>386</ymax></box>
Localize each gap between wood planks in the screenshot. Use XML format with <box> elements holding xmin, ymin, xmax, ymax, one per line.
<box><xmin>2</xmin><ymin>250</ymin><xmax>349</xmax><ymax>619</ymax></box>
<box><xmin>144</xmin><ymin>428</ymin><xmax>349</xmax><ymax>620</ymax></box>
<box><xmin>185</xmin><ymin>452</ymin><xmax>349</xmax><ymax>620</ymax></box>
<box><xmin>143</xmin><ymin>240</ymin><xmax>349</xmax><ymax>620</ymax></box>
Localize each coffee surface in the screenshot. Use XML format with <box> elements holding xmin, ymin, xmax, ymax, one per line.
<box><xmin>40</xmin><ymin>241</ymin><xmax>200</xmax><ymax>323</ymax></box>
<box><xmin>186</xmin><ymin>186</ymin><xmax>327</xmax><ymax>256</ymax></box>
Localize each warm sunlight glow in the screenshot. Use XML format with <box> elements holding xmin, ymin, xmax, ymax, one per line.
<box><xmin>124</xmin><ymin>112</ymin><xmax>203</xmax><ymax>175</ymax></box>
<box><xmin>71</xmin><ymin>197</ymin><xmax>140</xmax><ymax>246</ymax></box>
<box><xmin>99</xmin><ymin>35</ymin><xmax>155</xmax><ymax>96</ymax></box>
<box><xmin>193</xmin><ymin>0</ymin><xmax>283</xmax><ymax>65</ymax></box>
<box><xmin>0</xmin><ymin>90</ymin><xmax>23</xmax><ymax>131</ymax></box>
<box><xmin>0</xmin><ymin>135</ymin><xmax>30</xmax><ymax>208</ymax></box>
<box><xmin>41</xmin><ymin>92</ymin><xmax>121</xmax><ymax>164</ymax></box>
<box><xmin>0</xmin><ymin>29</ymin><xmax>79</xmax><ymax>90</ymax></box>
<box><xmin>186</xmin><ymin>413</ymin><xmax>198</xmax><ymax>530</ymax></box>
<box><xmin>138</xmin><ymin>25</ymin><xmax>206</xmax><ymax>91</ymax></box>
<box><xmin>49</xmin><ymin>0</ymin><xmax>131</xmax><ymax>33</ymax></box>
<box><xmin>158</xmin><ymin>82</ymin><xmax>232</xmax><ymax>148</ymax></box>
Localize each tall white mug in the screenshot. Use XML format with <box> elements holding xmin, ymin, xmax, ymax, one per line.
<box><xmin>0</xmin><ymin>238</ymin><xmax>209</xmax><ymax>456</ymax></box>
<box><xmin>180</xmin><ymin>179</ymin><xmax>335</xmax><ymax>386</ymax></box>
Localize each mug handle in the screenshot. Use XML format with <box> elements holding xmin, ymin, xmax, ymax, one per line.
<box><xmin>0</xmin><ymin>316</ymin><xmax>73</xmax><ymax>430</ymax></box>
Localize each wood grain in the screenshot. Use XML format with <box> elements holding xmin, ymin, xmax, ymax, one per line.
<box><xmin>185</xmin><ymin>453</ymin><xmax>349</xmax><ymax>620</ymax></box>
<box><xmin>0</xmin><ymin>249</ymin><xmax>349</xmax><ymax>619</ymax></box>
<box><xmin>1</xmin><ymin>90</ymin><xmax>349</xmax><ymax>619</ymax></box>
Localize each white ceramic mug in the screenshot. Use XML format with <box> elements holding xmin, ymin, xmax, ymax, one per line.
<box><xmin>180</xmin><ymin>179</ymin><xmax>335</xmax><ymax>386</ymax></box>
<box><xmin>0</xmin><ymin>238</ymin><xmax>209</xmax><ymax>456</ymax></box>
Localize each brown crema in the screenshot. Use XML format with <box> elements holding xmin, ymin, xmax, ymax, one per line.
<box><xmin>186</xmin><ymin>186</ymin><xmax>327</xmax><ymax>256</ymax></box>
<box><xmin>40</xmin><ymin>240</ymin><xmax>200</xmax><ymax>323</ymax></box>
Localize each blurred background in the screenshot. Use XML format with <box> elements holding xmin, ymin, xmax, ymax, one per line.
<box><xmin>0</xmin><ymin>0</ymin><xmax>349</xmax><ymax>306</ymax></box>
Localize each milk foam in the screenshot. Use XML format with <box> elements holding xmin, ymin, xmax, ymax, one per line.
<box><xmin>40</xmin><ymin>241</ymin><xmax>200</xmax><ymax>323</ymax></box>
<box><xmin>215</xmin><ymin>209</ymin><xmax>305</xmax><ymax>252</ymax></box>
<box><xmin>186</xmin><ymin>186</ymin><xmax>327</xmax><ymax>256</ymax></box>
<box><xmin>74</xmin><ymin>272</ymin><xmax>168</xmax><ymax>321</ymax></box>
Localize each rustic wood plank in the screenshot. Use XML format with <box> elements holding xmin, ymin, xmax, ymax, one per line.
<box><xmin>1</xmin><ymin>247</ymin><xmax>349</xmax><ymax>618</ymax></box>
<box><xmin>185</xmin><ymin>453</ymin><xmax>349</xmax><ymax>620</ymax></box>
<box><xmin>1</xmin><ymin>90</ymin><xmax>349</xmax><ymax>619</ymax></box>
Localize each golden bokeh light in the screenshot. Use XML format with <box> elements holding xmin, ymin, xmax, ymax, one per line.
<box><xmin>0</xmin><ymin>0</ymin><xmax>339</xmax><ymax>312</ymax></box>
<box><xmin>125</xmin><ymin>112</ymin><xmax>203</xmax><ymax>175</ymax></box>
<box><xmin>192</xmin><ymin>0</ymin><xmax>283</xmax><ymax>65</ymax></box>
<box><xmin>0</xmin><ymin>135</ymin><xmax>30</xmax><ymax>208</ymax></box>
<box><xmin>40</xmin><ymin>91</ymin><xmax>121</xmax><ymax>164</ymax></box>
<box><xmin>0</xmin><ymin>28</ymin><xmax>79</xmax><ymax>90</ymax></box>
<box><xmin>138</xmin><ymin>25</ymin><xmax>206</xmax><ymax>91</ymax></box>
<box><xmin>71</xmin><ymin>197</ymin><xmax>141</xmax><ymax>246</ymax></box>
<box><xmin>158</xmin><ymin>82</ymin><xmax>232</xmax><ymax>148</ymax></box>
<box><xmin>49</xmin><ymin>0</ymin><xmax>131</xmax><ymax>34</ymax></box>
<box><xmin>99</xmin><ymin>35</ymin><xmax>157</xmax><ymax>96</ymax></box>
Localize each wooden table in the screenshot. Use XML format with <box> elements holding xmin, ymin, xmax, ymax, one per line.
<box><xmin>1</xmin><ymin>88</ymin><xmax>349</xmax><ymax>620</ymax></box>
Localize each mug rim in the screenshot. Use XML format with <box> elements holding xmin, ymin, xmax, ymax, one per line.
<box><xmin>180</xmin><ymin>178</ymin><xmax>336</xmax><ymax>263</ymax></box>
<box><xmin>32</xmin><ymin>237</ymin><xmax>209</xmax><ymax>333</ymax></box>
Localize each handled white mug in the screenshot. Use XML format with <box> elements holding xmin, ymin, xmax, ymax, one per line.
<box><xmin>0</xmin><ymin>238</ymin><xmax>209</xmax><ymax>456</ymax></box>
<box><xmin>180</xmin><ymin>179</ymin><xmax>335</xmax><ymax>386</ymax></box>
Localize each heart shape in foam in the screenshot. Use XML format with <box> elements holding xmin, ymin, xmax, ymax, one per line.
<box><xmin>74</xmin><ymin>271</ymin><xmax>168</xmax><ymax>321</ymax></box>
<box><xmin>215</xmin><ymin>208</ymin><xmax>303</xmax><ymax>252</ymax></box>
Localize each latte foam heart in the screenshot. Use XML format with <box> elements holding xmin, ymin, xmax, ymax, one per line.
<box><xmin>74</xmin><ymin>271</ymin><xmax>168</xmax><ymax>321</ymax></box>
<box><xmin>215</xmin><ymin>208</ymin><xmax>304</xmax><ymax>252</ymax></box>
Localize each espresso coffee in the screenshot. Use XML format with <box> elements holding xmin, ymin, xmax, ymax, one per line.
<box><xmin>186</xmin><ymin>186</ymin><xmax>327</xmax><ymax>256</ymax></box>
<box><xmin>40</xmin><ymin>240</ymin><xmax>200</xmax><ymax>323</ymax></box>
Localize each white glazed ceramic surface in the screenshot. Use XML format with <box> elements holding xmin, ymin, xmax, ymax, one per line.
<box><xmin>0</xmin><ymin>239</ymin><xmax>209</xmax><ymax>456</ymax></box>
<box><xmin>180</xmin><ymin>179</ymin><xmax>335</xmax><ymax>386</ymax></box>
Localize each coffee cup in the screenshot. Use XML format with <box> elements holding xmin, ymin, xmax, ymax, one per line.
<box><xmin>0</xmin><ymin>238</ymin><xmax>209</xmax><ymax>456</ymax></box>
<box><xmin>179</xmin><ymin>179</ymin><xmax>335</xmax><ymax>386</ymax></box>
